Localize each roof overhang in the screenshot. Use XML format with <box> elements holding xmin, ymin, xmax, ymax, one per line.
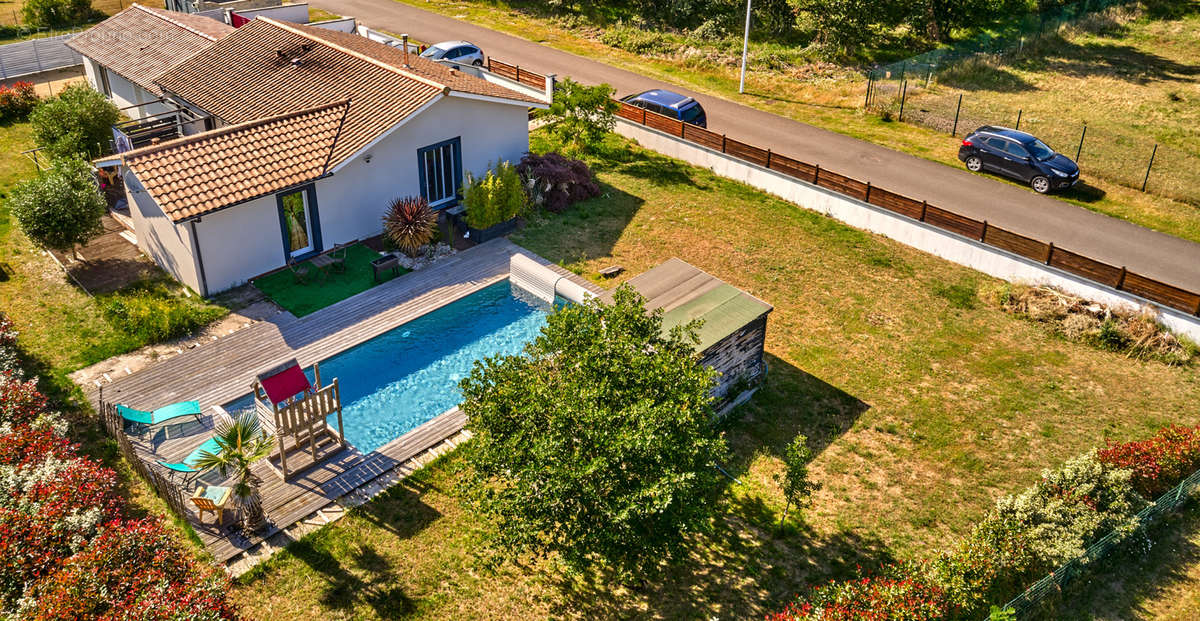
<box><xmin>448</xmin><ymin>89</ymin><xmax>550</xmax><ymax>109</ymax></box>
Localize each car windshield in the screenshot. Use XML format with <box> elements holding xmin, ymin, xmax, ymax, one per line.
<box><xmin>420</xmin><ymin>46</ymin><xmax>447</xmax><ymax>59</ymax></box>
<box><xmin>680</xmin><ymin>105</ymin><xmax>703</xmax><ymax>123</ymax></box>
<box><xmin>1027</xmin><ymin>139</ymin><xmax>1055</xmax><ymax>161</ymax></box>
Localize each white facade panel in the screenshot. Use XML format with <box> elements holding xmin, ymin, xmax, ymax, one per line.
<box><xmin>125</xmin><ymin>171</ymin><xmax>203</xmax><ymax>292</ymax></box>
<box><xmin>193</xmin><ymin>195</ymin><xmax>285</xmax><ymax>294</ymax></box>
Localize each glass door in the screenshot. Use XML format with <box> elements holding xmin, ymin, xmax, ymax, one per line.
<box><xmin>419</xmin><ymin>138</ymin><xmax>461</xmax><ymax>208</ymax></box>
<box><xmin>281</xmin><ymin>189</ymin><xmax>313</xmax><ymax>257</ymax></box>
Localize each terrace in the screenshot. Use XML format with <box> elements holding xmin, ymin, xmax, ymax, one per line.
<box><xmin>87</xmin><ymin>239</ymin><xmax>602</xmax><ymax>573</ymax></box>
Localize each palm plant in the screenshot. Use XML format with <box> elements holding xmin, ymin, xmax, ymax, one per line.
<box><xmin>383</xmin><ymin>195</ymin><xmax>437</xmax><ymax>256</ymax></box>
<box><xmin>192</xmin><ymin>412</ymin><xmax>275</xmax><ymax>532</ymax></box>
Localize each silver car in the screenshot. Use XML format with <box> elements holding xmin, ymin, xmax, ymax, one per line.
<box><xmin>419</xmin><ymin>41</ymin><xmax>485</xmax><ymax>66</ymax></box>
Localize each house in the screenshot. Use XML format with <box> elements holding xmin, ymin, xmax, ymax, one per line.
<box><xmin>67</xmin><ymin>5</ymin><xmax>235</xmax><ymax>120</ymax></box>
<box><xmin>78</xmin><ymin>12</ymin><xmax>547</xmax><ymax>295</ymax></box>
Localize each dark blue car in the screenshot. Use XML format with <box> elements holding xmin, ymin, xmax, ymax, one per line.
<box><xmin>958</xmin><ymin>126</ymin><xmax>1080</xmax><ymax>194</ymax></box>
<box><xmin>620</xmin><ymin>89</ymin><xmax>707</xmax><ymax>128</ymax></box>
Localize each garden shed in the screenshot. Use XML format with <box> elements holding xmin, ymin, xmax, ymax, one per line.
<box><xmin>604</xmin><ymin>258</ymin><xmax>773</xmax><ymax>410</ymax></box>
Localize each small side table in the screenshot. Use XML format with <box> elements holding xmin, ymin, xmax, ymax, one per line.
<box><xmin>371</xmin><ymin>254</ymin><xmax>401</xmax><ymax>283</ymax></box>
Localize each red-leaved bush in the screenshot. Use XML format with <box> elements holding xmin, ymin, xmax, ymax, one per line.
<box><xmin>1097</xmin><ymin>425</ymin><xmax>1200</xmax><ymax>499</ymax></box>
<box><xmin>24</xmin><ymin>519</ymin><xmax>239</xmax><ymax>621</ymax></box>
<box><xmin>768</xmin><ymin>562</ymin><xmax>950</xmax><ymax>621</ymax></box>
<box><xmin>0</xmin><ymin>371</ymin><xmax>50</xmax><ymax>425</ymax></box>
<box><xmin>0</xmin><ymin>423</ymin><xmax>73</xmax><ymax>467</ymax></box>
<box><xmin>516</xmin><ymin>151</ymin><xmax>600</xmax><ymax>213</ymax></box>
<box><xmin>0</xmin><ymin>81</ymin><xmax>38</xmax><ymax>123</ymax></box>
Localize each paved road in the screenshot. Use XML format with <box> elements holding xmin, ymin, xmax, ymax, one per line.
<box><xmin>319</xmin><ymin>0</ymin><xmax>1200</xmax><ymax>292</ymax></box>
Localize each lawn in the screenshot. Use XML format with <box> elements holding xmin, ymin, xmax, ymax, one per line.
<box><xmin>231</xmin><ymin>130</ymin><xmax>1200</xmax><ymax>619</ymax></box>
<box><xmin>252</xmin><ymin>244</ymin><xmax>408</xmax><ymax>317</ymax></box>
<box><xmin>390</xmin><ymin>0</ymin><xmax>1200</xmax><ymax>245</ymax></box>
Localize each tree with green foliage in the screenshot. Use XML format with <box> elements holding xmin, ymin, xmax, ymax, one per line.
<box><xmin>29</xmin><ymin>84</ymin><xmax>120</xmax><ymax>160</ymax></box>
<box><xmin>794</xmin><ymin>0</ymin><xmax>886</xmax><ymax>57</ymax></box>
<box><xmin>777</xmin><ymin>432</ymin><xmax>817</xmax><ymax>526</ymax></box>
<box><xmin>460</xmin><ymin>285</ymin><xmax>727</xmax><ymax>578</ymax></box>
<box><xmin>462</xmin><ymin>160</ymin><xmax>527</xmax><ymax>229</ymax></box>
<box><xmin>6</xmin><ymin>157</ymin><xmax>105</xmax><ymax>258</ymax></box>
<box><xmin>544</xmin><ymin>78</ymin><xmax>618</xmax><ymax>155</ymax></box>
<box><xmin>21</xmin><ymin>0</ymin><xmax>97</xmax><ymax>29</ymax></box>
<box><xmin>193</xmin><ymin>412</ymin><xmax>275</xmax><ymax>532</ymax></box>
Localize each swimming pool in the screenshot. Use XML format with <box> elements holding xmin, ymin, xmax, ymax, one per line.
<box><xmin>226</xmin><ymin>280</ymin><xmax>551</xmax><ymax>453</ymax></box>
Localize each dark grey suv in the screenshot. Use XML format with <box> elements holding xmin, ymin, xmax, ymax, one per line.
<box><xmin>957</xmin><ymin>126</ymin><xmax>1080</xmax><ymax>194</ymax></box>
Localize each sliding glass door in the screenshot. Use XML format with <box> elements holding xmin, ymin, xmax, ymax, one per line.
<box><xmin>418</xmin><ymin>137</ymin><xmax>462</xmax><ymax>209</ymax></box>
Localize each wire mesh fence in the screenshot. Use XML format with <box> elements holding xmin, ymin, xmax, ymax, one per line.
<box><xmin>998</xmin><ymin>466</ymin><xmax>1200</xmax><ymax>618</ymax></box>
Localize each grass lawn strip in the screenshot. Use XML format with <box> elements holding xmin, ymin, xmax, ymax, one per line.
<box><xmin>231</xmin><ymin>130</ymin><xmax>1200</xmax><ymax>619</ymax></box>
<box><xmin>252</xmin><ymin>244</ymin><xmax>409</xmax><ymax>317</ymax></box>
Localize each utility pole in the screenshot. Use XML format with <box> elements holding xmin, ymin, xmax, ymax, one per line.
<box><xmin>739</xmin><ymin>0</ymin><xmax>752</xmax><ymax>94</ymax></box>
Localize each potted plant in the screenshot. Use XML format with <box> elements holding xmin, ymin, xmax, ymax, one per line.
<box><xmin>383</xmin><ymin>195</ymin><xmax>438</xmax><ymax>256</ymax></box>
<box><xmin>192</xmin><ymin>412</ymin><xmax>275</xmax><ymax>532</ymax></box>
<box><xmin>463</xmin><ymin>161</ymin><xmax>527</xmax><ymax>243</ymax></box>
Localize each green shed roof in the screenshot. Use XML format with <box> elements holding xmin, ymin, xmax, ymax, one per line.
<box><xmin>602</xmin><ymin>259</ymin><xmax>773</xmax><ymax>351</ymax></box>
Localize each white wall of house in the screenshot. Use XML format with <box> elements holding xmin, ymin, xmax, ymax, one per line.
<box><xmin>192</xmin><ymin>195</ymin><xmax>286</xmax><ymax>294</ymax></box>
<box><xmin>125</xmin><ymin>172</ymin><xmax>204</xmax><ymax>292</ymax></box>
<box><xmin>82</xmin><ymin>56</ymin><xmax>102</xmax><ymax>92</ymax></box>
<box><xmin>316</xmin><ymin>95</ymin><xmax>531</xmax><ymax>246</ymax></box>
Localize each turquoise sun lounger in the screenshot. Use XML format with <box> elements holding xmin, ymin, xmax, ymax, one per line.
<box><xmin>117</xmin><ymin>401</ymin><xmax>203</xmax><ymax>437</ymax></box>
<box><xmin>157</xmin><ymin>437</ymin><xmax>223</xmax><ymax>484</ymax></box>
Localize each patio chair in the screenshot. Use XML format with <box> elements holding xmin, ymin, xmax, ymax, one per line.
<box><xmin>116</xmin><ymin>400</ymin><xmax>202</xmax><ymax>438</ymax></box>
<box><xmin>157</xmin><ymin>436</ymin><xmax>223</xmax><ymax>486</ymax></box>
<box><xmin>287</xmin><ymin>256</ymin><xmax>312</xmax><ymax>284</ymax></box>
<box><xmin>191</xmin><ymin>484</ymin><xmax>233</xmax><ymax>524</ymax></box>
<box><xmin>326</xmin><ymin>243</ymin><xmax>349</xmax><ymax>274</ymax></box>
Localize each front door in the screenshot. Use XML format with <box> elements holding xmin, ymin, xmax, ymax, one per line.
<box><xmin>280</xmin><ymin>189</ymin><xmax>314</xmax><ymax>257</ymax></box>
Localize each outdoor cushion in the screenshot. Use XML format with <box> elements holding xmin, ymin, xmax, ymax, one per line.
<box><xmin>158</xmin><ymin>437</ymin><xmax>223</xmax><ymax>473</ymax></box>
<box><xmin>117</xmin><ymin>400</ymin><xmax>202</xmax><ymax>426</ymax></box>
<box><xmin>259</xmin><ymin>363</ymin><xmax>311</xmax><ymax>404</ymax></box>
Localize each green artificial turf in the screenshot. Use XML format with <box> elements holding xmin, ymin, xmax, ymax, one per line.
<box><xmin>252</xmin><ymin>244</ymin><xmax>409</xmax><ymax>317</ymax></box>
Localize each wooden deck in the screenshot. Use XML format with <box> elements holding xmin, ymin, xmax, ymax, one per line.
<box><xmin>84</xmin><ymin>239</ymin><xmax>601</xmax><ymax>565</ymax></box>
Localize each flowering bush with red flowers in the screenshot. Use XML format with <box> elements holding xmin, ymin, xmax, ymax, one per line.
<box><xmin>23</xmin><ymin>518</ymin><xmax>239</xmax><ymax>621</ymax></box>
<box><xmin>0</xmin><ymin>81</ymin><xmax>39</xmax><ymax>123</ymax></box>
<box><xmin>768</xmin><ymin>562</ymin><xmax>950</xmax><ymax>621</ymax></box>
<box><xmin>1097</xmin><ymin>425</ymin><xmax>1200</xmax><ymax>499</ymax></box>
<box><xmin>0</xmin><ymin>372</ymin><xmax>50</xmax><ymax>426</ymax></box>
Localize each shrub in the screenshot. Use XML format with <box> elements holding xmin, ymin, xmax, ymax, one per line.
<box><xmin>22</xmin><ymin>519</ymin><xmax>238</xmax><ymax>620</ymax></box>
<box><xmin>543</xmin><ymin>78</ymin><xmax>618</xmax><ymax>155</ymax></box>
<box><xmin>383</xmin><ymin>195</ymin><xmax>437</xmax><ymax>256</ymax></box>
<box><xmin>29</xmin><ymin>84</ymin><xmax>120</xmax><ymax>160</ymax></box>
<box><xmin>777</xmin><ymin>433</ymin><xmax>818</xmax><ymax>525</ymax></box>
<box><xmin>0</xmin><ymin>423</ymin><xmax>74</xmax><ymax>469</ymax></box>
<box><xmin>771</xmin><ymin>562</ymin><xmax>950</xmax><ymax>620</ymax></box>
<box><xmin>0</xmin><ymin>373</ymin><xmax>49</xmax><ymax>426</ymax></box>
<box><xmin>1097</xmin><ymin>425</ymin><xmax>1200</xmax><ymax>499</ymax></box>
<box><xmin>993</xmin><ymin>451</ymin><xmax>1146</xmax><ymax>567</ymax></box>
<box><xmin>21</xmin><ymin>0</ymin><xmax>98</xmax><ymax>28</ymax></box>
<box><xmin>0</xmin><ymin>314</ymin><xmax>20</xmax><ymax>377</ymax></box>
<box><xmin>100</xmin><ymin>284</ymin><xmax>227</xmax><ymax>344</ymax></box>
<box><xmin>7</xmin><ymin>156</ymin><xmax>106</xmax><ymax>255</ymax></box>
<box><xmin>0</xmin><ymin>82</ymin><xmax>38</xmax><ymax>123</ymax></box>
<box><xmin>517</xmin><ymin>152</ymin><xmax>599</xmax><ymax>213</ymax></box>
<box><xmin>599</xmin><ymin>25</ymin><xmax>678</xmax><ymax>55</ymax></box>
<box><xmin>931</xmin><ymin>516</ymin><xmax>1040</xmax><ymax>616</ymax></box>
<box><xmin>462</xmin><ymin>161</ymin><xmax>527</xmax><ymax>230</ymax></box>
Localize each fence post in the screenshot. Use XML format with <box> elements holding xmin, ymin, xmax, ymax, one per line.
<box><xmin>515</xmin><ymin>65</ymin><xmax>521</xmax><ymax>83</ymax></box>
<box><xmin>919</xmin><ymin>200</ymin><xmax>928</xmax><ymax>222</ymax></box>
<box><xmin>864</xmin><ymin>74</ymin><xmax>871</xmax><ymax>108</ymax></box>
<box><xmin>1141</xmin><ymin>143</ymin><xmax>1157</xmax><ymax>192</ymax></box>
<box><xmin>765</xmin><ymin>148</ymin><xmax>771</xmax><ymax>168</ymax></box>
<box><xmin>980</xmin><ymin>220</ymin><xmax>988</xmax><ymax>242</ymax></box>
<box><xmin>813</xmin><ymin>164</ymin><xmax>820</xmax><ymax>185</ymax></box>
<box><xmin>1015</xmin><ymin>109</ymin><xmax>1022</xmax><ymax>131</ymax></box>
<box><xmin>641</xmin><ymin>107</ymin><xmax>646</xmax><ymax>125</ymax></box>
<box><xmin>898</xmin><ymin>80</ymin><xmax>908</xmax><ymax>122</ymax></box>
<box><xmin>487</xmin><ymin>57</ymin><xmax>492</xmax><ymax>72</ymax></box>
<box><xmin>864</xmin><ymin>181</ymin><xmax>872</xmax><ymax>203</ymax></box>
<box><xmin>721</xmin><ymin>134</ymin><xmax>727</xmax><ymax>153</ymax></box>
<box><xmin>951</xmin><ymin>93</ymin><xmax>963</xmax><ymax>137</ymax></box>
<box><xmin>31</xmin><ymin>37</ymin><xmax>42</xmax><ymax>74</ymax></box>
<box><xmin>1115</xmin><ymin>266</ymin><xmax>1127</xmax><ymax>290</ymax></box>
<box><xmin>1076</xmin><ymin>123</ymin><xmax>1087</xmax><ymax>162</ymax></box>
<box><xmin>925</xmin><ymin>65</ymin><xmax>933</xmax><ymax>88</ymax></box>
<box><xmin>1045</xmin><ymin>242</ymin><xmax>1055</xmax><ymax>265</ymax></box>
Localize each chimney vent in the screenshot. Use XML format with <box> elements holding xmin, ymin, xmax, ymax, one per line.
<box><xmin>401</xmin><ymin>34</ymin><xmax>410</xmax><ymax>68</ymax></box>
<box><xmin>275</xmin><ymin>48</ymin><xmax>284</xmax><ymax>58</ymax></box>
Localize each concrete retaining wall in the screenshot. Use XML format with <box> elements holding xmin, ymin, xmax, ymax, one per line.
<box><xmin>615</xmin><ymin>118</ymin><xmax>1200</xmax><ymax>342</ymax></box>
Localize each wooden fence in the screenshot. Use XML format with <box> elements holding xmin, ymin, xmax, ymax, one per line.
<box><xmin>97</xmin><ymin>400</ymin><xmax>189</xmax><ymax>519</ymax></box>
<box><xmin>611</xmin><ymin>99</ymin><xmax>1200</xmax><ymax>317</ymax></box>
<box><xmin>487</xmin><ymin>56</ymin><xmax>1200</xmax><ymax>317</ymax></box>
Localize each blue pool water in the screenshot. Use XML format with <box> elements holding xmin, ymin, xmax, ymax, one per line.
<box><xmin>226</xmin><ymin>281</ymin><xmax>550</xmax><ymax>453</ymax></box>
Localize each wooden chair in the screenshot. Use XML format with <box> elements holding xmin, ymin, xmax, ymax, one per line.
<box><xmin>191</xmin><ymin>485</ymin><xmax>232</xmax><ymax>525</ymax></box>
<box><xmin>326</xmin><ymin>243</ymin><xmax>348</xmax><ymax>274</ymax></box>
<box><xmin>287</xmin><ymin>256</ymin><xmax>311</xmax><ymax>284</ymax></box>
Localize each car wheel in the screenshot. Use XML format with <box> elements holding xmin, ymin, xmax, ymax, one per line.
<box><xmin>1031</xmin><ymin>175</ymin><xmax>1050</xmax><ymax>194</ymax></box>
<box><xmin>473</xmin><ymin>59</ymin><xmax>483</xmax><ymax>67</ymax></box>
<box><xmin>965</xmin><ymin>155</ymin><xmax>983</xmax><ymax>172</ymax></box>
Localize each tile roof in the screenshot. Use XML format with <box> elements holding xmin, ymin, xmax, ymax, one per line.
<box><xmin>122</xmin><ymin>100</ymin><xmax>349</xmax><ymax>222</ymax></box>
<box><xmin>66</xmin><ymin>4</ymin><xmax>233</xmax><ymax>95</ymax></box>
<box><xmin>155</xmin><ymin>18</ymin><xmax>541</xmax><ymax>167</ymax></box>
